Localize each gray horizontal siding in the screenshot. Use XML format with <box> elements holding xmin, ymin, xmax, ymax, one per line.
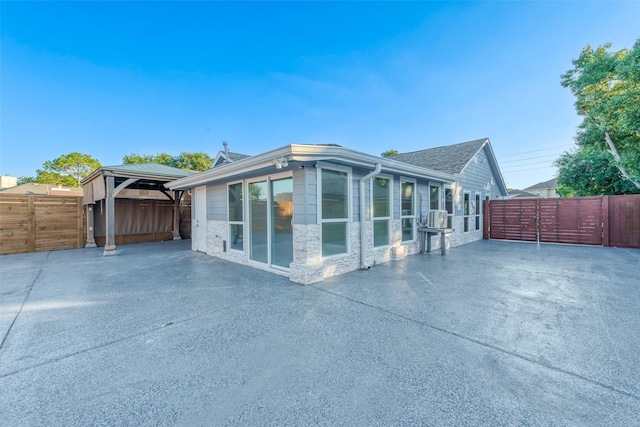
<box><xmin>207</xmin><ymin>183</ymin><xmax>227</xmax><ymax>222</ymax></box>
<box><xmin>457</xmin><ymin>149</ymin><xmax>498</xmax><ymax>213</ymax></box>
<box><xmin>293</xmin><ymin>166</ymin><xmax>317</xmax><ymax>225</ymax></box>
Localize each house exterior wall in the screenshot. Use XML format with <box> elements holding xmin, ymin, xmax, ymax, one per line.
<box><xmin>442</xmin><ymin>147</ymin><xmax>504</xmax><ymax>248</ymax></box>
<box><xmin>190</xmin><ymin>149</ymin><xmax>505</xmax><ymax>284</ymax></box>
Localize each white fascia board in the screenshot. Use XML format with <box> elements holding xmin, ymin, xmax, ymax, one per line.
<box><xmin>482</xmin><ymin>143</ymin><xmax>509</xmax><ymax>196</ymax></box>
<box><xmin>459</xmin><ymin>138</ymin><xmax>490</xmax><ymax>173</ymax></box>
<box><xmin>166</xmin><ymin>145</ymin><xmax>293</xmax><ymax>190</ymax></box>
<box><xmin>457</xmin><ymin>138</ymin><xmax>508</xmax><ymax>196</ymax></box>
<box><xmin>289</xmin><ymin>145</ymin><xmax>456</xmax><ymax>182</ymax></box>
<box><xmin>166</xmin><ymin>144</ymin><xmax>456</xmax><ymax>190</ymax></box>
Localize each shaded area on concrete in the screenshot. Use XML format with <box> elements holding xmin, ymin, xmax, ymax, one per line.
<box><xmin>1</xmin><ymin>240</ymin><xmax>639</xmax><ymax>425</ymax></box>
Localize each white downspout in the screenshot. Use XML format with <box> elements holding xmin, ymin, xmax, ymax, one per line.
<box><xmin>360</xmin><ymin>163</ymin><xmax>382</xmax><ymax>269</ymax></box>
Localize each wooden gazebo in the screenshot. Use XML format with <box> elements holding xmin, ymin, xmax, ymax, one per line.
<box><xmin>81</xmin><ymin>163</ymin><xmax>194</xmax><ymax>255</ymax></box>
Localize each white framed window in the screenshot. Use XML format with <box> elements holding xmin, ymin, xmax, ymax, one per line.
<box><xmin>429</xmin><ymin>184</ymin><xmax>440</xmax><ymax>211</ymax></box>
<box><xmin>227</xmin><ymin>181</ymin><xmax>244</xmax><ymax>252</ymax></box>
<box><xmin>444</xmin><ymin>186</ymin><xmax>453</xmax><ymax>229</ymax></box>
<box><xmin>318</xmin><ymin>164</ymin><xmax>351</xmax><ymax>257</ymax></box>
<box><xmin>372</xmin><ymin>175</ymin><xmax>392</xmax><ymax>247</ymax></box>
<box><xmin>475</xmin><ymin>192</ymin><xmax>482</xmax><ymax>231</ymax></box>
<box><xmin>463</xmin><ymin>191</ymin><xmax>470</xmax><ymax>232</ymax></box>
<box><xmin>400</xmin><ymin>178</ymin><xmax>416</xmax><ymax>242</ymax></box>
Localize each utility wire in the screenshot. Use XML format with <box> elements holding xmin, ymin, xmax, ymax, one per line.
<box><xmin>499</xmin><ymin>145</ymin><xmax>573</xmax><ymax>158</ymax></box>
<box><xmin>503</xmin><ymin>166</ymin><xmax>557</xmax><ymax>173</ymax></box>
<box><xmin>502</xmin><ymin>160</ymin><xmax>556</xmax><ymax>169</ymax></box>
<box><xmin>501</xmin><ymin>153</ymin><xmax>564</xmax><ymax>164</ymax></box>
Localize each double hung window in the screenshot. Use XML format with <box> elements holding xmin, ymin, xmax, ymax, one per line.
<box><xmin>475</xmin><ymin>193</ymin><xmax>481</xmax><ymax>231</ymax></box>
<box><xmin>430</xmin><ymin>185</ymin><xmax>440</xmax><ymax>211</ymax></box>
<box><xmin>401</xmin><ymin>179</ymin><xmax>416</xmax><ymax>241</ymax></box>
<box><xmin>320</xmin><ymin>168</ymin><xmax>350</xmax><ymax>257</ymax></box>
<box><xmin>463</xmin><ymin>192</ymin><xmax>470</xmax><ymax>232</ymax></box>
<box><xmin>228</xmin><ymin>182</ymin><xmax>244</xmax><ymax>251</ymax></box>
<box><xmin>444</xmin><ymin>187</ymin><xmax>453</xmax><ymax>229</ymax></box>
<box><xmin>372</xmin><ymin>176</ymin><xmax>391</xmax><ymax>247</ymax></box>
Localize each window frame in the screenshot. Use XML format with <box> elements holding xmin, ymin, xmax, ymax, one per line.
<box><xmin>400</xmin><ymin>177</ymin><xmax>417</xmax><ymax>242</ymax></box>
<box><xmin>475</xmin><ymin>192</ymin><xmax>482</xmax><ymax>231</ymax></box>
<box><xmin>463</xmin><ymin>191</ymin><xmax>470</xmax><ymax>233</ymax></box>
<box><xmin>317</xmin><ymin>163</ymin><xmax>352</xmax><ymax>258</ymax></box>
<box><xmin>371</xmin><ymin>174</ymin><xmax>393</xmax><ymax>248</ymax></box>
<box><xmin>429</xmin><ymin>184</ymin><xmax>441</xmax><ymax>211</ymax></box>
<box><xmin>444</xmin><ymin>186</ymin><xmax>454</xmax><ymax>229</ymax></box>
<box><xmin>227</xmin><ymin>180</ymin><xmax>245</xmax><ymax>253</ymax></box>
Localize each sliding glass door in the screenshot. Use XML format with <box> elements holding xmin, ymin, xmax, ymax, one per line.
<box><xmin>248</xmin><ymin>175</ymin><xmax>293</xmax><ymax>270</ymax></box>
<box><xmin>249</xmin><ymin>181</ymin><xmax>268</xmax><ymax>264</ymax></box>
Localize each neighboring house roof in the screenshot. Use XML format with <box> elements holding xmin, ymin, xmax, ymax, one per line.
<box><xmin>507</xmin><ymin>189</ymin><xmax>538</xmax><ymax>199</ymax></box>
<box><xmin>388</xmin><ymin>138</ymin><xmax>508</xmax><ymax>196</ymax></box>
<box><xmin>212</xmin><ymin>151</ymin><xmax>252</xmax><ymax>168</ymax></box>
<box><xmin>387</xmin><ymin>138</ymin><xmax>487</xmax><ymax>175</ymax></box>
<box><xmin>166</xmin><ymin>144</ymin><xmax>458</xmax><ymax>190</ymax></box>
<box><xmin>524</xmin><ymin>177</ymin><xmax>558</xmax><ymax>191</ymax></box>
<box><xmin>0</xmin><ymin>183</ymin><xmax>83</xmax><ymax>196</ymax></box>
<box><xmin>82</xmin><ymin>163</ymin><xmax>195</xmax><ymax>185</ymax></box>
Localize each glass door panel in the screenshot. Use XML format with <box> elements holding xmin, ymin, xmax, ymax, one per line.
<box><xmin>271</xmin><ymin>178</ymin><xmax>293</xmax><ymax>268</ymax></box>
<box><xmin>249</xmin><ymin>181</ymin><xmax>268</xmax><ymax>263</ymax></box>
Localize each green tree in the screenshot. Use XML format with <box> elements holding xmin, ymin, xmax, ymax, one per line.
<box><xmin>122</xmin><ymin>151</ymin><xmax>212</xmax><ymax>171</ymax></box>
<box><xmin>554</xmin><ymin>146</ymin><xmax>639</xmax><ymax>196</ymax></box>
<box><xmin>381</xmin><ymin>149</ymin><xmax>399</xmax><ymax>157</ymax></box>
<box><xmin>174</xmin><ymin>152</ymin><xmax>213</xmax><ymax>171</ymax></box>
<box><xmin>121</xmin><ymin>153</ymin><xmax>157</xmax><ymax>164</ymax></box>
<box><xmin>20</xmin><ymin>152</ymin><xmax>101</xmax><ymax>187</ymax></box>
<box><xmin>559</xmin><ymin>39</ymin><xmax>640</xmax><ymax>193</ymax></box>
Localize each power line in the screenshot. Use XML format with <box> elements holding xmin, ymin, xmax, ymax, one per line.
<box><xmin>503</xmin><ymin>166</ymin><xmax>557</xmax><ymax>173</ymax></box>
<box><xmin>502</xmin><ymin>160</ymin><xmax>557</xmax><ymax>169</ymax></box>
<box><xmin>499</xmin><ymin>145</ymin><xmax>573</xmax><ymax>158</ymax></box>
<box><xmin>501</xmin><ymin>153</ymin><xmax>564</xmax><ymax>164</ymax></box>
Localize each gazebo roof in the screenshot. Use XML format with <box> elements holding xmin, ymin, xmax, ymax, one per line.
<box><xmin>82</xmin><ymin>163</ymin><xmax>195</xmax><ymax>204</ymax></box>
<box><xmin>82</xmin><ymin>163</ymin><xmax>194</xmax><ymax>184</ymax></box>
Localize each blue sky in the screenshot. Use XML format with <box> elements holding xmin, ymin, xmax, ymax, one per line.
<box><xmin>1</xmin><ymin>1</ymin><xmax>639</xmax><ymax>189</ymax></box>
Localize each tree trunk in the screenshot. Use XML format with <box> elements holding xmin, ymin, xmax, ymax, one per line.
<box><xmin>604</xmin><ymin>132</ymin><xmax>640</xmax><ymax>189</ymax></box>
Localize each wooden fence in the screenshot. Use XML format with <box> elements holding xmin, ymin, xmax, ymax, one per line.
<box><xmin>0</xmin><ymin>194</ymin><xmax>86</xmax><ymax>255</ymax></box>
<box><xmin>484</xmin><ymin>195</ymin><xmax>640</xmax><ymax>248</ymax></box>
<box><xmin>1</xmin><ymin>194</ymin><xmax>193</xmax><ymax>255</ymax></box>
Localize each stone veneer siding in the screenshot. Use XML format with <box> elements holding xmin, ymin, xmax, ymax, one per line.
<box><xmin>290</xmin><ymin>219</ymin><xmax>420</xmax><ymax>285</ymax></box>
<box><xmin>204</xmin><ymin>216</ymin><xmax>481</xmax><ymax>284</ymax></box>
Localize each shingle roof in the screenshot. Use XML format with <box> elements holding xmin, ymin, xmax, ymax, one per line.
<box><xmin>227</xmin><ymin>152</ymin><xmax>251</xmax><ymax>162</ymax></box>
<box><xmin>508</xmin><ymin>189</ymin><xmax>538</xmax><ymax>199</ymax></box>
<box><xmin>387</xmin><ymin>138</ymin><xmax>488</xmax><ymax>174</ymax></box>
<box><xmin>99</xmin><ymin>163</ymin><xmax>195</xmax><ymax>178</ymax></box>
<box><xmin>524</xmin><ymin>177</ymin><xmax>558</xmax><ymax>191</ymax></box>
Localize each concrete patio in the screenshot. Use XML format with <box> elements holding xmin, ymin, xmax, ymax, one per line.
<box><xmin>1</xmin><ymin>239</ymin><xmax>639</xmax><ymax>425</ymax></box>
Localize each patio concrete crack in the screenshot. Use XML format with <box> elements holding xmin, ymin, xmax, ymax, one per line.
<box><xmin>309</xmin><ymin>285</ymin><xmax>640</xmax><ymax>402</ymax></box>
<box><xmin>0</xmin><ymin>252</ymin><xmax>51</xmax><ymax>351</ymax></box>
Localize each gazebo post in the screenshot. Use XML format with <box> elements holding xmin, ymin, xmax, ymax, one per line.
<box><xmin>85</xmin><ymin>204</ymin><xmax>97</xmax><ymax>247</ymax></box>
<box><xmin>173</xmin><ymin>190</ymin><xmax>182</xmax><ymax>240</ymax></box>
<box><xmin>103</xmin><ymin>175</ymin><xmax>117</xmax><ymax>256</ymax></box>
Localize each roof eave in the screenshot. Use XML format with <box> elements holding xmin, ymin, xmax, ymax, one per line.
<box><xmin>166</xmin><ymin>144</ymin><xmax>456</xmax><ymax>190</ymax></box>
<box><xmin>82</xmin><ymin>167</ymin><xmax>193</xmax><ymax>185</ymax></box>
<box><xmin>482</xmin><ymin>142</ymin><xmax>509</xmax><ymax>196</ymax></box>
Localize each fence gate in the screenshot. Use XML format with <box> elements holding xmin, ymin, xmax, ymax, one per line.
<box><xmin>486</xmin><ymin>197</ymin><xmax>604</xmax><ymax>246</ymax></box>
<box><xmin>486</xmin><ymin>195</ymin><xmax>640</xmax><ymax>248</ymax></box>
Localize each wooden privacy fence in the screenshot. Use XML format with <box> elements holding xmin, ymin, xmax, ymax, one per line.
<box><xmin>0</xmin><ymin>194</ymin><xmax>86</xmax><ymax>255</ymax></box>
<box><xmin>484</xmin><ymin>195</ymin><xmax>640</xmax><ymax>248</ymax></box>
